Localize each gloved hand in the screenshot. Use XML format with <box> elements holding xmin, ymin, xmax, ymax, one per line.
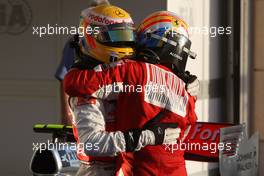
<box><xmin>177</xmin><ymin>71</ymin><xmax>200</xmax><ymax>97</ymax></box>
<box><xmin>123</xmin><ymin>112</ymin><xmax>181</xmax><ymax>152</ymax></box>
<box><xmin>142</xmin><ymin>111</ymin><xmax>180</xmax><ymax>145</ymax></box>
<box><xmin>124</xmin><ymin>128</ymin><xmax>143</xmax><ymax>152</ymax></box>
<box><xmin>145</xmin><ymin>123</ymin><xmax>181</xmax><ymax>145</ymax></box>
<box><xmin>186</xmin><ymin>77</ymin><xmax>200</xmax><ymax>97</ymax></box>
<box><xmin>123</xmin><ymin>123</ymin><xmax>181</xmax><ymax>152</ymax></box>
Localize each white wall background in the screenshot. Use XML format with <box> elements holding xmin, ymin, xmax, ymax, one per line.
<box><xmin>168</xmin><ymin>0</ymin><xmax>231</xmax><ymax>175</ymax></box>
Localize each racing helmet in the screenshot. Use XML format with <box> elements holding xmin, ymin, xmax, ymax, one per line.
<box><xmin>79</xmin><ymin>4</ymin><xmax>135</xmax><ymax>63</ymax></box>
<box><xmin>137</xmin><ymin>11</ymin><xmax>196</xmax><ymax>73</ymax></box>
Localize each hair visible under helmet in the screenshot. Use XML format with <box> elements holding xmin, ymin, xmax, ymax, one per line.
<box><xmin>78</xmin><ymin>4</ymin><xmax>136</xmax><ymax>63</ymax></box>
<box><xmin>137</xmin><ymin>11</ymin><xmax>197</xmax><ymax>74</ymax></box>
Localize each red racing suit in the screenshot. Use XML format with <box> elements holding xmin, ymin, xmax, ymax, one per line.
<box><xmin>64</xmin><ymin>59</ymin><xmax>197</xmax><ymax>176</ymax></box>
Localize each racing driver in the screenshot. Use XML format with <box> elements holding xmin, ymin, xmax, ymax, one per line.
<box><xmin>64</xmin><ymin>4</ymin><xmax>185</xmax><ymax>176</ymax></box>
<box><xmin>64</xmin><ymin>11</ymin><xmax>199</xmax><ymax>176</ymax></box>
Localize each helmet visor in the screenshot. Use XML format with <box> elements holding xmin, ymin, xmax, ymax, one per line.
<box><xmin>107</xmin><ymin>30</ymin><xmax>135</xmax><ymax>42</ymax></box>
<box><xmin>95</xmin><ymin>23</ymin><xmax>136</xmax><ymax>44</ymax></box>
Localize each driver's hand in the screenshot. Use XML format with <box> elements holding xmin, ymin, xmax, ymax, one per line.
<box><xmin>186</xmin><ymin>77</ymin><xmax>200</xmax><ymax>97</ymax></box>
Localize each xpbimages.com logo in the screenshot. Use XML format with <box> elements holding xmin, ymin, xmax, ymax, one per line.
<box><xmin>98</xmin><ymin>82</ymin><xmax>166</xmax><ymax>95</ymax></box>
<box><xmin>164</xmin><ymin>140</ymin><xmax>232</xmax><ymax>154</ymax></box>
<box><xmin>165</xmin><ymin>26</ymin><xmax>232</xmax><ymax>38</ymax></box>
<box><xmin>33</xmin><ymin>140</ymin><xmax>100</xmax><ymax>153</ymax></box>
<box><xmin>32</xmin><ymin>24</ymin><xmax>100</xmax><ymax>38</ymax></box>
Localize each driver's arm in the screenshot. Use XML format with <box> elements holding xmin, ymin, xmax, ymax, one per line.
<box><xmin>70</xmin><ymin>97</ymin><xmax>155</xmax><ymax>156</ymax></box>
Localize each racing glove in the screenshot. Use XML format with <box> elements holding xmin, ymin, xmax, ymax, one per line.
<box><xmin>124</xmin><ymin>128</ymin><xmax>143</xmax><ymax>152</ymax></box>
<box><xmin>142</xmin><ymin>111</ymin><xmax>180</xmax><ymax>145</ymax></box>
<box><xmin>177</xmin><ymin>71</ymin><xmax>200</xmax><ymax>97</ymax></box>
<box><xmin>186</xmin><ymin>78</ymin><xmax>200</xmax><ymax>97</ymax></box>
<box><xmin>124</xmin><ymin>111</ymin><xmax>181</xmax><ymax>152</ymax></box>
<box><xmin>123</xmin><ymin>124</ymin><xmax>180</xmax><ymax>152</ymax></box>
<box><xmin>144</xmin><ymin>123</ymin><xmax>180</xmax><ymax>145</ymax></box>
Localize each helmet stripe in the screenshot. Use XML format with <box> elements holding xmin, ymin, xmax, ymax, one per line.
<box><xmin>139</xmin><ymin>16</ymin><xmax>172</xmax><ymax>30</ymax></box>
<box><xmin>138</xmin><ymin>19</ymin><xmax>171</xmax><ymax>34</ymax></box>
<box><xmin>142</xmin><ymin>13</ymin><xmax>171</xmax><ymax>24</ymax></box>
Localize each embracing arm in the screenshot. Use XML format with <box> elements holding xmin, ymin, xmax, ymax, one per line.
<box><xmin>63</xmin><ymin>60</ymin><xmax>144</xmax><ymax>100</ymax></box>
<box><xmin>71</xmin><ymin>97</ymin><xmax>180</xmax><ymax>156</ymax></box>
<box><xmin>71</xmin><ymin>98</ymin><xmax>155</xmax><ymax>157</ymax></box>
<box><xmin>63</xmin><ymin>63</ymin><xmax>125</xmax><ymax>98</ymax></box>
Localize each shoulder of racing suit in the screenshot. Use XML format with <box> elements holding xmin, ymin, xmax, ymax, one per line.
<box><xmin>63</xmin><ymin>59</ymin><xmax>146</xmax><ymax>98</ymax></box>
